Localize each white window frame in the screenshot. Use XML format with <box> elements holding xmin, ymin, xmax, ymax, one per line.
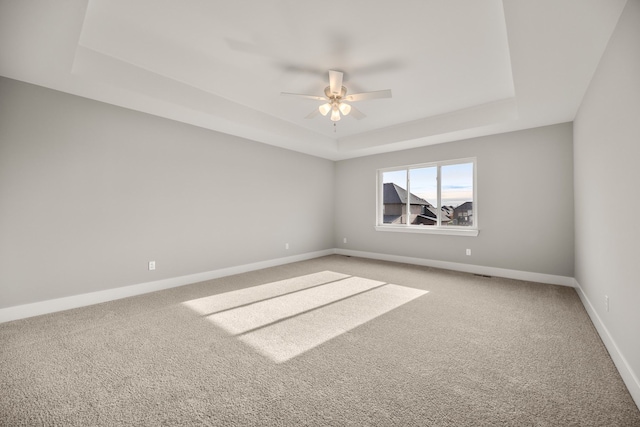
<box><xmin>375</xmin><ymin>157</ymin><xmax>478</xmax><ymax>237</ymax></box>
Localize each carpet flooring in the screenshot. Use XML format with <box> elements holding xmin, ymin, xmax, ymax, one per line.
<box><xmin>1</xmin><ymin>255</ymin><xmax>639</xmax><ymax>426</ymax></box>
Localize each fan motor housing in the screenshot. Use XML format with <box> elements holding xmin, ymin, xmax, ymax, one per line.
<box><xmin>324</xmin><ymin>86</ymin><xmax>347</xmax><ymax>100</ymax></box>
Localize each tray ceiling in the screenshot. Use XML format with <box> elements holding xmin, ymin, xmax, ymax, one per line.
<box><xmin>0</xmin><ymin>0</ymin><xmax>627</xmax><ymax>160</ymax></box>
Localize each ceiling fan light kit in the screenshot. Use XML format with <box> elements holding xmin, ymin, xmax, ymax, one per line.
<box><xmin>319</xmin><ymin>85</ymin><xmax>351</xmax><ymax>121</ymax></box>
<box><xmin>281</xmin><ymin>70</ymin><xmax>392</xmax><ymax>122</ymax></box>
<box><xmin>319</xmin><ymin>103</ymin><xmax>332</xmax><ymax>116</ymax></box>
<box><xmin>338</xmin><ymin>102</ymin><xmax>351</xmax><ymax>116</ymax></box>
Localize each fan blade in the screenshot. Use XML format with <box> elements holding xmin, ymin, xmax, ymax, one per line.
<box><xmin>349</xmin><ymin>105</ymin><xmax>366</xmax><ymax>120</ymax></box>
<box><xmin>344</xmin><ymin>89</ymin><xmax>392</xmax><ymax>102</ymax></box>
<box><xmin>276</xmin><ymin>63</ymin><xmax>326</xmax><ymax>77</ymax></box>
<box><xmin>305</xmin><ymin>109</ymin><xmax>320</xmax><ymax>119</ymax></box>
<box><xmin>280</xmin><ymin>92</ymin><xmax>327</xmax><ymax>101</ymax></box>
<box><xmin>329</xmin><ymin>70</ymin><xmax>343</xmax><ymax>96</ymax></box>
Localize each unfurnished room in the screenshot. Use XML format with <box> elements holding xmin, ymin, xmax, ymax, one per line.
<box><xmin>1</xmin><ymin>1</ymin><xmax>639</xmax><ymax>426</ymax></box>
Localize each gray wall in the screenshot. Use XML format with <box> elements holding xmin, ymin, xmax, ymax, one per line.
<box><xmin>334</xmin><ymin>123</ymin><xmax>575</xmax><ymax>277</ymax></box>
<box><xmin>574</xmin><ymin>0</ymin><xmax>640</xmax><ymax>393</ymax></box>
<box><xmin>0</xmin><ymin>77</ymin><xmax>335</xmax><ymax>308</ymax></box>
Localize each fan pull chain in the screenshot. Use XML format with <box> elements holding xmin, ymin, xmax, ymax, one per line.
<box><xmin>334</xmin><ymin>122</ymin><xmax>337</xmax><ymax>133</ymax></box>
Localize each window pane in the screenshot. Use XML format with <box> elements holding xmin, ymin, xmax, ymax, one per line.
<box><xmin>441</xmin><ymin>163</ymin><xmax>473</xmax><ymax>226</ymax></box>
<box><xmin>409</xmin><ymin>167</ymin><xmax>437</xmax><ymax>226</ymax></box>
<box><xmin>382</xmin><ymin>170</ymin><xmax>407</xmax><ymax>224</ymax></box>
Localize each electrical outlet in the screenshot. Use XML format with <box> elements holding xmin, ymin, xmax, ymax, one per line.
<box><xmin>148</xmin><ymin>261</ymin><xmax>156</xmax><ymax>271</ymax></box>
<box><xmin>466</xmin><ymin>249</ymin><xmax>471</xmax><ymax>256</ymax></box>
<box><xmin>605</xmin><ymin>295</ymin><xmax>609</xmax><ymax>312</ymax></box>
<box><xmin>343</xmin><ymin>237</ymin><xmax>347</xmax><ymax>244</ymax></box>
<box><xmin>285</xmin><ymin>243</ymin><xmax>289</xmax><ymax>250</ymax></box>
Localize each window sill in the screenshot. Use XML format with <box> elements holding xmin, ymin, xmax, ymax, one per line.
<box><xmin>375</xmin><ymin>225</ymin><xmax>479</xmax><ymax>237</ymax></box>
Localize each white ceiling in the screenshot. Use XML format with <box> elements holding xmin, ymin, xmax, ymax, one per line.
<box><xmin>0</xmin><ymin>0</ymin><xmax>627</xmax><ymax>160</ymax></box>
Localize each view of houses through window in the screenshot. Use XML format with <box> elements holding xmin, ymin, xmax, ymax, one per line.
<box><xmin>379</xmin><ymin>160</ymin><xmax>475</xmax><ymax>227</ymax></box>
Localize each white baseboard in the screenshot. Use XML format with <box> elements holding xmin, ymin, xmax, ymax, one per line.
<box><xmin>335</xmin><ymin>248</ymin><xmax>576</xmax><ymax>287</ymax></box>
<box><xmin>337</xmin><ymin>249</ymin><xmax>638</xmax><ymax>409</ymax></box>
<box><xmin>2</xmin><ymin>248</ymin><xmax>636</xmax><ymax>410</ymax></box>
<box><xmin>0</xmin><ymin>248</ymin><xmax>580</xmax><ymax>324</ymax></box>
<box><xmin>0</xmin><ymin>249</ymin><xmax>335</xmax><ymax>324</ymax></box>
<box><xmin>0</xmin><ymin>249</ymin><xmax>576</xmax><ymax>324</ymax></box>
<box><xmin>573</xmin><ymin>279</ymin><xmax>640</xmax><ymax>410</ymax></box>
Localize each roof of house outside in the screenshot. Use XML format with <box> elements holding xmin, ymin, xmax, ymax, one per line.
<box><xmin>383</xmin><ymin>183</ymin><xmax>431</xmax><ymax>206</ymax></box>
<box><xmin>454</xmin><ymin>201</ymin><xmax>473</xmax><ymax>212</ymax></box>
<box><xmin>383</xmin><ymin>215</ymin><xmax>402</xmax><ymax>223</ymax></box>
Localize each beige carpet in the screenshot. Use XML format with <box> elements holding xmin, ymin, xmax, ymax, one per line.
<box><xmin>1</xmin><ymin>255</ymin><xmax>639</xmax><ymax>426</ymax></box>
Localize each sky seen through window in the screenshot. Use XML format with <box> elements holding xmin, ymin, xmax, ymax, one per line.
<box><xmin>383</xmin><ymin>162</ymin><xmax>473</xmax><ymax>208</ymax></box>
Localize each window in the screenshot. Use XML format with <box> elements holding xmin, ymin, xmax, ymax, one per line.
<box><xmin>376</xmin><ymin>158</ymin><xmax>478</xmax><ymax>236</ymax></box>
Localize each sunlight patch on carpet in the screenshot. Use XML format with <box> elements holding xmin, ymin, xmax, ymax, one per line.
<box><xmin>183</xmin><ymin>271</ymin><xmax>428</xmax><ymax>363</ymax></box>
<box><xmin>182</xmin><ymin>271</ymin><xmax>349</xmax><ymax>315</ymax></box>
<box><xmin>206</xmin><ymin>276</ymin><xmax>385</xmax><ymax>335</ymax></box>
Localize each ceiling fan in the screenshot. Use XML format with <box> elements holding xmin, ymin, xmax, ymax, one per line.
<box><xmin>281</xmin><ymin>70</ymin><xmax>392</xmax><ymax>122</ymax></box>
